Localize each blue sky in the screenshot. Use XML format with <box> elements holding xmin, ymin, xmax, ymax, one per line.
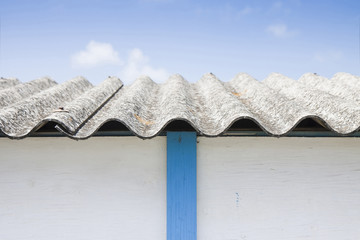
<box><xmin>1</xmin><ymin>0</ymin><xmax>359</xmax><ymax>84</ymax></box>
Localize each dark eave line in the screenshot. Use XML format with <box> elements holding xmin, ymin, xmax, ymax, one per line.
<box><xmin>2</xmin><ymin>130</ymin><xmax>360</xmax><ymax>138</ymax></box>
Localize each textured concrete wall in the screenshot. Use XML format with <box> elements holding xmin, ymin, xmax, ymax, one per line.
<box><xmin>197</xmin><ymin>137</ymin><xmax>360</xmax><ymax>240</ymax></box>
<box><xmin>0</xmin><ymin>137</ymin><xmax>166</xmax><ymax>240</ymax></box>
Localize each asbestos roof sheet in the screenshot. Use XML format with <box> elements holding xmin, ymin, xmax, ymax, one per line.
<box><xmin>0</xmin><ymin>73</ymin><xmax>359</xmax><ymax>139</ymax></box>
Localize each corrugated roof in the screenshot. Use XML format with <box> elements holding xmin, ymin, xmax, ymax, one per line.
<box><xmin>0</xmin><ymin>73</ymin><xmax>359</xmax><ymax>139</ymax></box>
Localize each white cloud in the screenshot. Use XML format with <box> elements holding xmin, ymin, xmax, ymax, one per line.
<box><xmin>266</xmin><ymin>24</ymin><xmax>297</xmax><ymax>38</ymax></box>
<box><xmin>120</xmin><ymin>48</ymin><xmax>170</xmax><ymax>83</ymax></box>
<box><xmin>71</xmin><ymin>41</ymin><xmax>122</xmax><ymax>68</ymax></box>
<box><xmin>71</xmin><ymin>42</ymin><xmax>169</xmax><ymax>83</ymax></box>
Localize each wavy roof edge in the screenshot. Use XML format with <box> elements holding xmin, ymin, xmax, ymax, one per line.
<box><xmin>2</xmin><ymin>71</ymin><xmax>357</xmax><ymax>84</ymax></box>
<box><xmin>2</xmin><ymin>116</ymin><xmax>360</xmax><ymax>139</ymax></box>
<box><xmin>0</xmin><ymin>72</ymin><xmax>360</xmax><ymax>139</ymax></box>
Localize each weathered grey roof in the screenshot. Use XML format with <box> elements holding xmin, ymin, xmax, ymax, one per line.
<box><xmin>0</xmin><ymin>72</ymin><xmax>359</xmax><ymax>139</ymax></box>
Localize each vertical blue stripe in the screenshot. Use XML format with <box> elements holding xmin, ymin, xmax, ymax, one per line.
<box><xmin>167</xmin><ymin>132</ymin><xmax>197</xmax><ymax>240</ymax></box>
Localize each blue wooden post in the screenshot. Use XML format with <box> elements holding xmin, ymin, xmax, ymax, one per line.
<box><xmin>167</xmin><ymin>132</ymin><xmax>197</xmax><ymax>240</ymax></box>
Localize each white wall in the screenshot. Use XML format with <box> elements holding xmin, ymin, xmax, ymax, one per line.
<box><xmin>2</xmin><ymin>136</ymin><xmax>360</xmax><ymax>240</ymax></box>
<box><xmin>0</xmin><ymin>137</ymin><xmax>166</xmax><ymax>240</ymax></box>
<box><xmin>197</xmin><ymin>137</ymin><xmax>360</xmax><ymax>240</ymax></box>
